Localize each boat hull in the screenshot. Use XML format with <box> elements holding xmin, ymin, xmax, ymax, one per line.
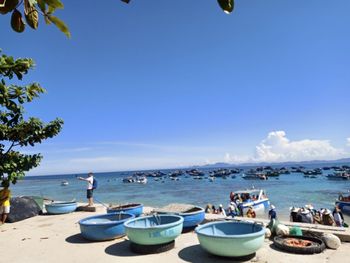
<box><xmin>124</xmin><ymin>215</ymin><xmax>184</xmax><ymax>245</ymax></box>
<box><xmin>195</xmin><ymin>221</ymin><xmax>265</xmax><ymax>257</ymax></box>
<box><xmin>241</xmin><ymin>199</ymin><xmax>270</xmax><ymax>215</ymax></box>
<box><xmin>45</xmin><ymin>201</ymin><xmax>77</xmax><ymax>214</ymax></box>
<box><xmin>335</xmin><ymin>201</ymin><xmax>350</xmax><ymax>214</ymax></box>
<box><xmin>79</xmin><ymin>212</ymin><xmax>134</xmax><ymax>241</ymax></box>
<box><xmin>107</xmin><ymin>203</ymin><xmax>143</xmax><ymax>217</ymax></box>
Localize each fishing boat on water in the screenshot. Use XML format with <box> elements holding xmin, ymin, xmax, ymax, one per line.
<box><xmin>242</xmin><ymin>172</ymin><xmax>267</xmax><ymax>180</ymax></box>
<box><xmin>335</xmin><ymin>193</ymin><xmax>350</xmax><ymax>214</ymax></box>
<box><xmin>61</xmin><ymin>180</ymin><xmax>69</xmax><ymax>186</ymax></box>
<box><xmin>230</xmin><ymin>189</ymin><xmax>270</xmax><ymax>215</ymax></box>
<box><xmin>327</xmin><ymin>171</ymin><xmax>350</xmax><ymax>180</ymax></box>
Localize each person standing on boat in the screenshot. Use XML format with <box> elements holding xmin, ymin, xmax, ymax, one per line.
<box><xmin>0</xmin><ymin>181</ymin><xmax>11</xmax><ymax>224</ymax></box>
<box><xmin>78</xmin><ymin>172</ymin><xmax>94</xmax><ymax>207</ymax></box>
<box><xmin>268</xmin><ymin>205</ymin><xmax>277</xmax><ymax>220</ymax></box>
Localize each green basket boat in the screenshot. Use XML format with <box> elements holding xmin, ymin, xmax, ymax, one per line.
<box><xmin>195</xmin><ymin>221</ymin><xmax>266</xmax><ymax>257</ymax></box>
<box><xmin>124</xmin><ymin>214</ymin><xmax>184</xmax><ymax>245</ymax></box>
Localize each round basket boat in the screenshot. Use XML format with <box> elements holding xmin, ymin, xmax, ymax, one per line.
<box><xmin>45</xmin><ymin>201</ymin><xmax>77</xmax><ymax>215</ymax></box>
<box><xmin>107</xmin><ymin>203</ymin><xmax>143</xmax><ymax>217</ymax></box>
<box><xmin>273</xmin><ymin>235</ymin><xmax>325</xmax><ymax>254</ymax></box>
<box><xmin>157</xmin><ymin>206</ymin><xmax>205</xmax><ymax>231</ymax></box>
<box><xmin>79</xmin><ymin>212</ymin><xmax>134</xmax><ymax>241</ymax></box>
<box><xmin>124</xmin><ymin>214</ymin><xmax>184</xmax><ymax>246</ymax></box>
<box><xmin>195</xmin><ymin>221</ymin><xmax>265</xmax><ymax>257</ymax></box>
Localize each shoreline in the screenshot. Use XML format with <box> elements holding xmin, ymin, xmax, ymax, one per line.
<box><xmin>1</xmin><ymin>204</ymin><xmax>350</xmax><ymax>263</ymax></box>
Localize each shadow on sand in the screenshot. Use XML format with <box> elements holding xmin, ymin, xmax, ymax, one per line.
<box><xmin>178</xmin><ymin>244</ymin><xmax>256</xmax><ymax>263</ymax></box>
<box><xmin>105</xmin><ymin>240</ymin><xmax>142</xmax><ymax>257</ymax></box>
<box><xmin>65</xmin><ymin>233</ymin><xmax>91</xmax><ymax>244</ymax></box>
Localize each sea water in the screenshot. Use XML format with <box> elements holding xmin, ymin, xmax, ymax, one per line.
<box><xmin>10</xmin><ymin>163</ymin><xmax>350</xmax><ymax>221</ymax></box>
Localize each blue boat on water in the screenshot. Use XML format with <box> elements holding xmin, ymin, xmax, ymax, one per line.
<box><xmin>231</xmin><ymin>189</ymin><xmax>270</xmax><ymax>216</ymax></box>
<box><xmin>195</xmin><ymin>221</ymin><xmax>266</xmax><ymax>257</ymax></box>
<box><xmin>45</xmin><ymin>201</ymin><xmax>77</xmax><ymax>214</ymax></box>
<box><xmin>79</xmin><ymin>212</ymin><xmax>134</xmax><ymax>241</ymax></box>
<box><xmin>107</xmin><ymin>203</ymin><xmax>143</xmax><ymax>217</ymax></box>
<box><xmin>124</xmin><ymin>214</ymin><xmax>183</xmax><ymax>245</ymax></box>
<box><xmin>157</xmin><ymin>206</ymin><xmax>205</xmax><ymax>230</ymax></box>
<box><xmin>335</xmin><ymin>193</ymin><xmax>350</xmax><ymax>214</ymax></box>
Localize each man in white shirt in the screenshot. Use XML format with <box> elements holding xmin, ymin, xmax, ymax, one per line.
<box><xmin>78</xmin><ymin>172</ymin><xmax>94</xmax><ymax>207</ymax></box>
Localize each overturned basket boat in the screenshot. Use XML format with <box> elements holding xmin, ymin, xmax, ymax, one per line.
<box><xmin>273</xmin><ymin>235</ymin><xmax>325</xmax><ymax>254</ymax></box>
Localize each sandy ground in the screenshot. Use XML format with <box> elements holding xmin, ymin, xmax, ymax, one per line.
<box><xmin>1</xmin><ymin>205</ymin><xmax>349</xmax><ymax>263</ymax></box>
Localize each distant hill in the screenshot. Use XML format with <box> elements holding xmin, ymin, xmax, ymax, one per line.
<box><xmin>193</xmin><ymin>158</ymin><xmax>350</xmax><ymax>169</ymax></box>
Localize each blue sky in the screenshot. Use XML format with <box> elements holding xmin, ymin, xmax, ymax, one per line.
<box><xmin>1</xmin><ymin>0</ymin><xmax>350</xmax><ymax>175</ymax></box>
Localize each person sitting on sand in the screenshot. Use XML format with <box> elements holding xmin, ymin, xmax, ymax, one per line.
<box><xmin>246</xmin><ymin>206</ymin><xmax>256</xmax><ymax>218</ymax></box>
<box><xmin>322</xmin><ymin>209</ymin><xmax>335</xmax><ymax>226</ymax></box>
<box><xmin>218</xmin><ymin>204</ymin><xmax>226</xmax><ymax>216</ymax></box>
<box><xmin>333</xmin><ymin>206</ymin><xmax>344</xmax><ymax>227</ymax></box>
<box><xmin>299</xmin><ymin>208</ymin><xmax>313</xmax><ymax>224</ymax></box>
<box><xmin>0</xmin><ymin>181</ymin><xmax>11</xmax><ymax>224</ymax></box>
<box><xmin>205</xmin><ymin>204</ymin><xmax>213</xmax><ymax>214</ymax></box>
<box><xmin>78</xmin><ymin>172</ymin><xmax>94</xmax><ymax>207</ymax></box>
<box><xmin>227</xmin><ymin>202</ymin><xmax>238</xmax><ymax>217</ymax></box>
<box><xmin>313</xmin><ymin>211</ymin><xmax>322</xmax><ymax>224</ymax></box>
<box><xmin>290</xmin><ymin>207</ymin><xmax>299</xmax><ymax>222</ymax></box>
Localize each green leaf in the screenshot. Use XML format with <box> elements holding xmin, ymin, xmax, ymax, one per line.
<box><xmin>36</xmin><ymin>0</ymin><xmax>46</xmax><ymax>13</ymax></box>
<box><xmin>217</xmin><ymin>0</ymin><xmax>234</xmax><ymax>14</ymax></box>
<box><xmin>43</xmin><ymin>0</ymin><xmax>63</xmax><ymax>9</ymax></box>
<box><xmin>48</xmin><ymin>15</ymin><xmax>70</xmax><ymax>38</ymax></box>
<box><xmin>24</xmin><ymin>0</ymin><xmax>39</xmax><ymax>29</ymax></box>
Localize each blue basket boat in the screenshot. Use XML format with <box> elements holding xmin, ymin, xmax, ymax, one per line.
<box><xmin>45</xmin><ymin>201</ymin><xmax>77</xmax><ymax>214</ymax></box>
<box><xmin>157</xmin><ymin>206</ymin><xmax>205</xmax><ymax>230</ymax></box>
<box><xmin>107</xmin><ymin>203</ymin><xmax>143</xmax><ymax>217</ymax></box>
<box><xmin>124</xmin><ymin>214</ymin><xmax>184</xmax><ymax>245</ymax></box>
<box><xmin>195</xmin><ymin>221</ymin><xmax>266</xmax><ymax>257</ymax></box>
<box><xmin>79</xmin><ymin>212</ymin><xmax>135</xmax><ymax>241</ymax></box>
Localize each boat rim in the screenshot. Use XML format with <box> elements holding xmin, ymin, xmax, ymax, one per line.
<box><xmin>45</xmin><ymin>201</ymin><xmax>77</xmax><ymax>206</ymax></box>
<box><xmin>108</xmin><ymin>203</ymin><xmax>143</xmax><ymax>210</ymax></box>
<box><xmin>124</xmin><ymin>214</ymin><xmax>184</xmax><ymax>229</ymax></box>
<box><xmin>79</xmin><ymin>212</ymin><xmax>135</xmax><ymax>226</ymax></box>
<box><xmin>195</xmin><ymin>221</ymin><xmax>265</xmax><ymax>239</ymax></box>
<box><xmin>157</xmin><ymin>206</ymin><xmax>205</xmax><ymax>216</ymax></box>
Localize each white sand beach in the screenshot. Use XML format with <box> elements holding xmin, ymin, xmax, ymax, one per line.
<box><xmin>1</xmin><ymin>205</ymin><xmax>349</xmax><ymax>263</ymax></box>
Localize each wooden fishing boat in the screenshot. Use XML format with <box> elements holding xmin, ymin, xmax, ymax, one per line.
<box><xmin>79</xmin><ymin>212</ymin><xmax>134</xmax><ymax>241</ymax></box>
<box><xmin>107</xmin><ymin>203</ymin><xmax>143</xmax><ymax>217</ymax></box>
<box><xmin>45</xmin><ymin>201</ymin><xmax>77</xmax><ymax>214</ymax></box>
<box><xmin>231</xmin><ymin>189</ymin><xmax>270</xmax><ymax>216</ymax></box>
<box><xmin>124</xmin><ymin>214</ymin><xmax>183</xmax><ymax>245</ymax></box>
<box><xmin>195</xmin><ymin>221</ymin><xmax>265</xmax><ymax>257</ymax></box>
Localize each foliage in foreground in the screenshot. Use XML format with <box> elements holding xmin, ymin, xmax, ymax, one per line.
<box><xmin>0</xmin><ymin>50</ymin><xmax>63</xmax><ymax>185</ymax></box>
<box><xmin>0</xmin><ymin>0</ymin><xmax>234</xmax><ymax>37</ymax></box>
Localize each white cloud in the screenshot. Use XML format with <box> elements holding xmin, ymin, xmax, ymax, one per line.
<box><xmin>253</xmin><ymin>131</ymin><xmax>345</xmax><ymax>163</ymax></box>
<box><xmin>347</xmin><ymin>138</ymin><xmax>350</xmax><ymax>147</ymax></box>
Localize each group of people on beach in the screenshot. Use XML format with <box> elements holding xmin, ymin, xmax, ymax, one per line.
<box><xmin>289</xmin><ymin>204</ymin><xmax>346</xmax><ymax>227</ymax></box>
